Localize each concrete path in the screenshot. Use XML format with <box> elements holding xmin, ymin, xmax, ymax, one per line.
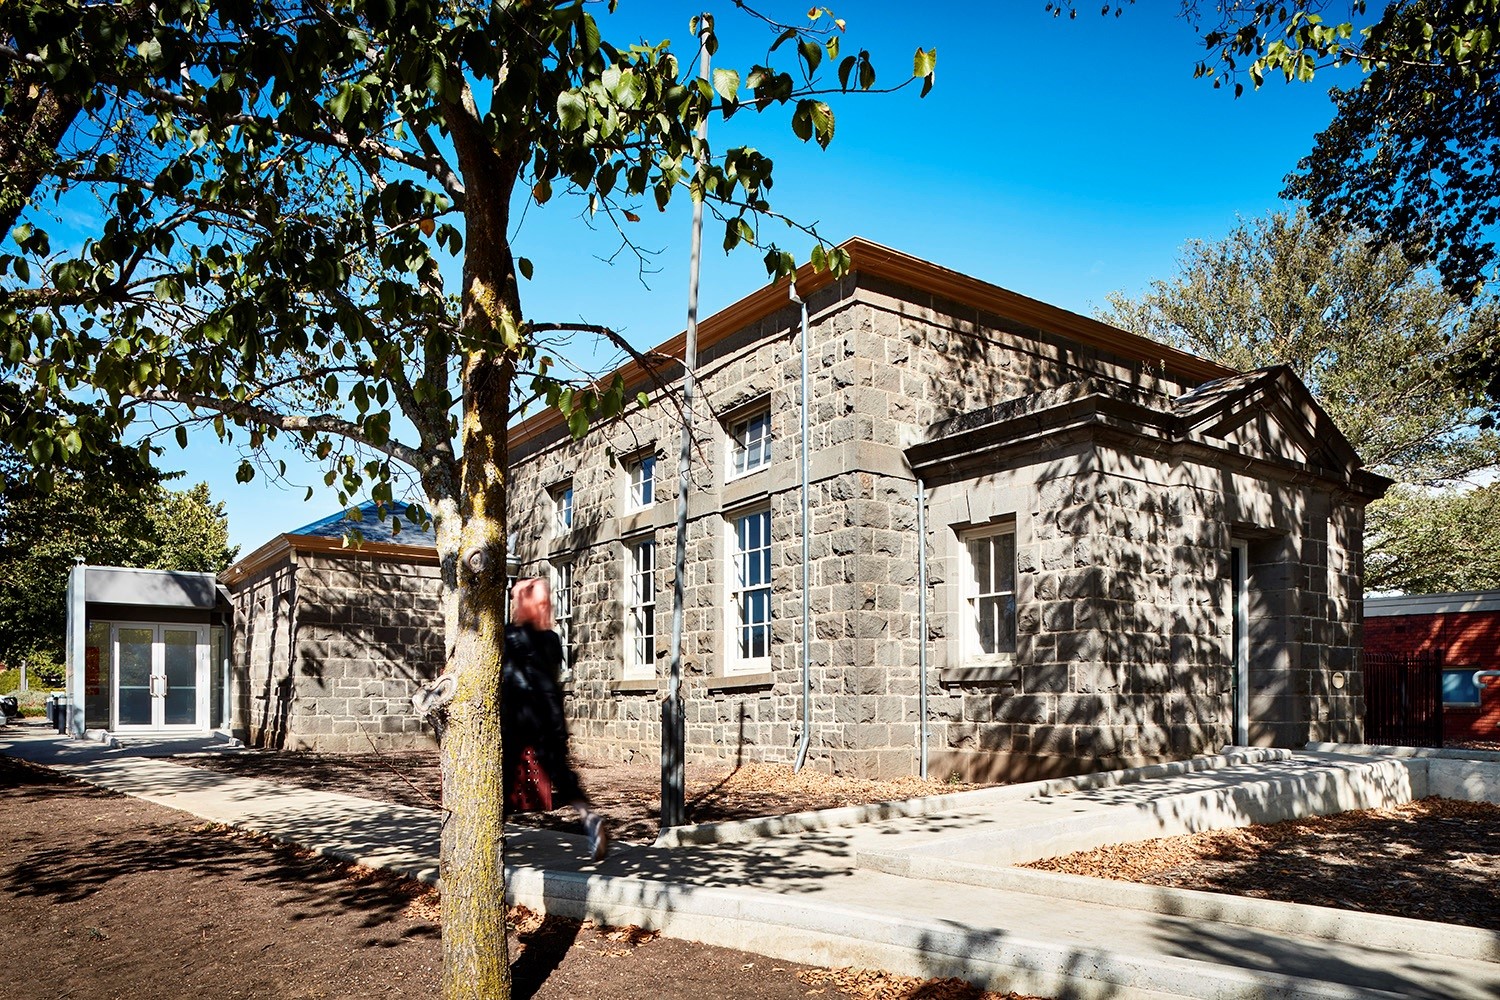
<box><xmin>4</xmin><ymin>721</ymin><xmax>1498</xmax><ymax>1000</ymax></box>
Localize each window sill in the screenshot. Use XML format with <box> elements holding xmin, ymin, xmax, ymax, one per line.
<box><xmin>721</xmin><ymin>470</ymin><xmax>770</xmax><ymax>511</ymax></box>
<box><xmin>939</xmin><ymin>662</ymin><xmax>1020</xmax><ymax>687</ymax></box>
<box><xmin>608</xmin><ymin>677</ymin><xmax>661</xmax><ymax>695</ymax></box>
<box><xmin>706</xmin><ymin>671</ymin><xmax>774</xmax><ymax>692</ymax></box>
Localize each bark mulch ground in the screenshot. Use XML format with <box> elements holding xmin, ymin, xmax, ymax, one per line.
<box><xmin>1022</xmin><ymin>797</ymin><xmax>1500</xmax><ymax>932</ymax></box>
<box><xmin>1</xmin><ymin>755</ymin><xmax>1036</xmax><ymax>1000</ymax></box>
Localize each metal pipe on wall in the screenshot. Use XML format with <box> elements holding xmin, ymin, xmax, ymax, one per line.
<box><xmin>792</xmin><ymin>281</ymin><xmax>813</xmax><ymax>772</ymax></box>
<box><xmin>916</xmin><ymin>479</ymin><xmax>929</xmax><ymax>779</ymax></box>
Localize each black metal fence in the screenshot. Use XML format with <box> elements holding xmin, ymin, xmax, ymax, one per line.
<box><xmin>1363</xmin><ymin>650</ymin><xmax>1444</xmax><ymax>748</ymax></box>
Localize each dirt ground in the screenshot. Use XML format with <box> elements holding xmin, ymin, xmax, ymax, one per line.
<box><xmin>0</xmin><ymin>756</ymin><xmax>1035</xmax><ymax>1000</ymax></box>
<box><xmin>176</xmin><ymin>749</ymin><xmax>983</xmax><ymax>843</ymax></box>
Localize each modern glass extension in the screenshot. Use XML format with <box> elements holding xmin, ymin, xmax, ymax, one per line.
<box><xmin>66</xmin><ymin>565</ymin><xmax>231</xmax><ymax>738</ymax></box>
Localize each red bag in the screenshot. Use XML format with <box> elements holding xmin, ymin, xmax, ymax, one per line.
<box><xmin>507</xmin><ymin>744</ymin><xmax>554</xmax><ymax>813</ymax></box>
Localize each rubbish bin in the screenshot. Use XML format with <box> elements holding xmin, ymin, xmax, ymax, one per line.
<box><xmin>47</xmin><ymin>693</ymin><xmax>66</xmax><ymax>733</ymax></box>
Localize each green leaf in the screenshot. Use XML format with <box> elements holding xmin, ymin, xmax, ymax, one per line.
<box><xmin>518</xmin><ymin>257</ymin><xmax>534</xmax><ymax>280</ymax></box>
<box><xmin>175</xmin><ymin>425</ymin><xmax>188</xmax><ymax>449</ymax></box>
<box><xmin>791</xmin><ymin>102</ymin><xmax>813</xmax><ymax>143</ymax></box>
<box><xmin>712</xmin><ymin>67</ymin><xmax>740</xmax><ymax>105</ymax></box>
<box><xmin>557</xmin><ymin>91</ymin><xmax>587</xmax><ymax>132</ymax></box>
<box><xmin>330</xmin><ymin>83</ymin><xmax>357</xmax><ymax>123</ymax></box>
<box><xmin>808</xmin><ymin>101</ymin><xmax>835</xmax><ymax>149</ymax></box>
<box><xmin>799</xmin><ymin>38</ymin><xmax>823</xmax><ymax>75</ymax></box>
<box><xmin>913</xmin><ymin>47</ymin><xmax>937</xmax><ymax>80</ymax></box>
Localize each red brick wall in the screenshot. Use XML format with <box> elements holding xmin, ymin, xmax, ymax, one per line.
<box><xmin>1366</xmin><ymin>610</ymin><xmax>1500</xmax><ymax>743</ymax></box>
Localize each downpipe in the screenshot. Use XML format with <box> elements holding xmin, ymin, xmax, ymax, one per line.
<box><xmin>917</xmin><ymin>478</ymin><xmax>929</xmax><ymax>779</ymax></box>
<box><xmin>792</xmin><ymin>281</ymin><xmax>813</xmax><ymax>773</ymax></box>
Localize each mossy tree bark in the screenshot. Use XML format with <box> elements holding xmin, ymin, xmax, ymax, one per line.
<box><xmin>436</xmin><ymin>89</ymin><xmax>524</xmax><ymax>1000</ymax></box>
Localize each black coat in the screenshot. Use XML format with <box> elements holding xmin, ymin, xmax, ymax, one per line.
<box><xmin>502</xmin><ymin>624</ymin><xmax>582</xmax><ymax>806</ymax></box>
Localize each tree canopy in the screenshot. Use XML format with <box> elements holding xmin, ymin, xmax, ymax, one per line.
<box><xmin>1101</xmin><ymin>211</ymin><xmax>1500</xmax><ymax>486</ymax></box>
<box><xmin>1100</xmin><ymin>210</ymin><xmax>1500</xmax><ymax>593</ymax></box>
<box><xmin>1368</xmin><ymin>482</ymin><xmax>1500</xmax><ymax>593</ymax></box>
<box><xmin>1053</xmin><ymin>1</ymin><xmax>1500</xmax><ymax>411</ymax></box>
<box><xmin>0</xmin><ymin>2</ymin><xmax>932</xmax><ymax>995</ymax></box>
<box><xmin>1183</xmin><ymin>2</ymin><xmax>1500</xmax><ymax>302</ymax></box>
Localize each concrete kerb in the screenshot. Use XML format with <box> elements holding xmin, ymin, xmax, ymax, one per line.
<box><xmin>654</xmin><ymin>747</ymin><xmax>1294</xmax><ymax>848</ymax></box>
<box><xmin>503</xmin><ymin>866</ymin><xmax>1412</xmax><ymax>1000</ymax></box>
<box><xmin>1306</xmin><ymin>742</ymin><xmax>1500</xmax><ymax>764</ymax></box>
<box><xmin>855</xmin><ymin>746</ymin><xmax>1500</xmax><ymax>965</ymax></box>
<box><xmin>858</xmin><ymin>853</ymin><xmax>1500</xmax><ymax>965</ymax></box>
<box><xmin>877</xmin><ymin>753</ymin><xmax>1422</xmax><ymax>869</ymax></box>
<box><xmin>1303</xmin><ymin>743</ymin><xmax>1500</xmax><ymax>804</ymax></box>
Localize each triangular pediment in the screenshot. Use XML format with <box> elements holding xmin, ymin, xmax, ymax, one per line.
<box><xmin>1173</xmin><ymin>367</ymin><xmax>1363</xmax><ymax>477</ymax></box>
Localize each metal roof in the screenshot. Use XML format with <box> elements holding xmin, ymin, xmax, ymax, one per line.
<box><xmin>1365</xmin><ymin>591</ymin><xmax>1500</xmax><ymax>617</ymax></box>
<box><xmin>289</xmin><ymin>500</ymin><xmax>437</xmax><ymax>547</ymax></box>
<box><xmin>82</xmin><ymin>566</ymin><xmax>228</xmax><ymax>610</ymax></box>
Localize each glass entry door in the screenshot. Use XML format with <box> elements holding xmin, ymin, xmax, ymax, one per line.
<box><xmin>112</xmin><ymin>624</ymin><xmax>209</xmax><ymax>732</ymax></box>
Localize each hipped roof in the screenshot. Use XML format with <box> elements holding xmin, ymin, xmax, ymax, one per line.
<box><xmin>507</xmin><ymin>237</ymin><xmax>1236</xmax><ymax>452</ymax></box>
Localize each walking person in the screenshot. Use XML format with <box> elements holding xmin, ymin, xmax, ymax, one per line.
<box><xmin>504</xmin><ymin>576</ymin><xmax>609</xmax><ymax>861</ymax></box>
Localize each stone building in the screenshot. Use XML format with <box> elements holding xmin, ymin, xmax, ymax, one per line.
<box><xmin>508</xmin><ymin>238</ymin><xmax>1389</xmax><ymax>780</ymax></box>
<box><xmin>220</xmin><ymin>502</ymin><xmax>444</xmax><ymax>751</ymax></box>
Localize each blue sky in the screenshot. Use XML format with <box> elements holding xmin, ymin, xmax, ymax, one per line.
<box><xmin>160</xmin><ymin>2</ymin><xmax>1353</xmax><ymax>553</ymax></box>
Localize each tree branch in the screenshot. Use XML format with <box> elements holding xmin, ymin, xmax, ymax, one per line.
<box><xmin>133</xmin><ymin>388</ymin><xmax>427</xmax><ymax>471</ymax></box>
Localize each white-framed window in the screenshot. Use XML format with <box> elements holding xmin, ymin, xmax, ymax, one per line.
<box><xmin>961</xmin><ymin>524</ymin><xmax>1016</xmax><ymax>659</ymax></box>
<box><xmin>551</xmin><ymin>481</ymin><xmax>573</xmax><ymax>532</ymax></box>
<box><xmin>728</xmin><ymin>408</ymin><xmax>772</xmax><ymax>479</ymax></box>
<box><xmin>728</xmin><ymin>508</ymin><xmax>772</xmax><ymax>673</ymax></box>
<box><xmin>552</xmin><ymin>560</ymin><xmax>574</xmax><ymax>681</ymax></box>
<box><xmin>628</xmin><ymin>453</ymin><xmax>656</xmax><ymax>511</ymax></box>
<box><xmin>625</xmin><ymin>537</ymin><xmax>656</xmax><ymax>679</ymax></box>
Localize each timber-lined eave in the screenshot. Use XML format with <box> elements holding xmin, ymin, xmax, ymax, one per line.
<box><xmin>219</xmin><ymin>532</ymin><xmax>439</xmax><ymax>587</ymax></box>
<box><xmin>506</xmin><ymin>236</ymin><xmax>1238</xmax><ymax>453</ymax></box>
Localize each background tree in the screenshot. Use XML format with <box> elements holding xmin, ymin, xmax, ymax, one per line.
<box><xmin>0</xmin><ymin>3</ymin><xmax>933</xmax><ymax>995</ymax></box>
<box><xmin>1369</xmin><ymin>483</ymin><xmax>1500</xmax><ymax>593</ymax></box>
<box><xmin>0</xmin><ymin>460</ymin><xmax>238</xmax><ymax>668</ymax></box>
<box><xmin>1054</xmin><ymin>1</ymin><xmax>1500</xmax><ymax>411</ymax></box>
<box><xmin>1100</xmin><ymin>210</ymin><xmax>1500</xmax><ymax>590</ymax></box>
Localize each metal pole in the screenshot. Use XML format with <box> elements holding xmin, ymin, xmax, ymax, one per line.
<box><xmin>663</xmin><ymin>12</ymin><xmax>712</xmax><ymax>832</ymax></box>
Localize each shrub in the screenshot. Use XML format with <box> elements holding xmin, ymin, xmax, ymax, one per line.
<box><xmin>25</xmin><ymin>650</ymin><xmax>65</xmax><ymax>689</ymax></box>
<box><xmin>14</xmin><ymin>689</ymin><xmax>51</xmax><ymax>717</ymax></box>
<box><xmin>0</xmin><ymin>668</ymin><xmax>17</xmax><ymax>695</ymax></box>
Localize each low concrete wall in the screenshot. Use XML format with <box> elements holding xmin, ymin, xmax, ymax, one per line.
<box><xmin>1306</xmin><ymin>742</ymin><xmax>1500</xmax><ymax>804</ymax></box>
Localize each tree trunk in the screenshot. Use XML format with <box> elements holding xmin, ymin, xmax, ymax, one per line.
<box><xmin>439</xmin><ymin>349</ymin><xmax>512</xmax><ymax>999</ymax></box>
<box><xmin>438</xmin><ymin>93</ymin><xmax>523</xmax><ymax>1000</ymax></box>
